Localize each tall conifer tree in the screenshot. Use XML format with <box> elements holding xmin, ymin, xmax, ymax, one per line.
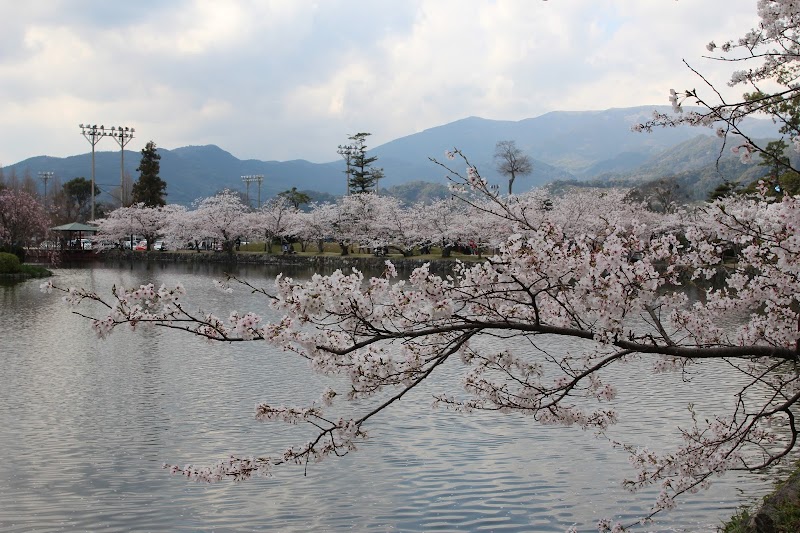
<box><xmin>341</xmin><ymin>133</ymin><xmax>381</xmax><ymax>194</ymax></box>
<box><xmin>132</xmin><ymin>141</ymin><xmax>167</xmax><ymax>207</ymax></box>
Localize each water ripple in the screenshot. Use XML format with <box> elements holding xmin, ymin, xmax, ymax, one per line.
<box><xmin>0</xmin><ymin>265</ymin><xmax>785</xmax><ymax>532</ymax></box>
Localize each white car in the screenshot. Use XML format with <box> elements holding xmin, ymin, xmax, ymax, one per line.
<box><xmin>153</xmin><ymin>241</ymin><xmax>167</xmax><ymax>251</ymax></box>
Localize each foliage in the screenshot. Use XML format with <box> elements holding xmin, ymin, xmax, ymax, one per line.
<box><xmin>494</xmin><ymin>140</ymin><xmax>533</xmax><ymax>195</ymax></box>
<box><xmin>741</xmin><ymin>172</ymin><xmax>800</xmax><ymax>198</ymax></box>
<box><xmin>707</xmin><ymin>180</ymin><xmax>739</xmax><ymax>202</ymax></box>
<box><xmin>720</xmin><ymin>506</ymin><xmax>753</xmax><ymax>533</ymax></box>
<box><xmin>60</xmin><ymin>177</ymin><xmax>99</xmax><ymax>222</ymax></box>
<box><xmin>0</xmin><ymin>252</ymin><xmax>20</xmax><ymax>273</ymax></box>
<box><xmin>0</xmin><ymin>244</ymin><xmax>25</xmax><ymax>263</ymax></box>
<box><xmin>276</xmin><ymin>187</ymin><xmax>311</xmax><ymax>209</ymax></box>
<box><xmin>132</xmin><ymin>141</ymin><xmax>167</xmax><ymax>207</ymax></box>
<box><xmin>382</xmin><ymin>180</ymin><xmax>452</xmax><ymax>204</ymax></box>
<box><xmin>16</xmin><ymin>263</ymin><xmax>51</xmax><ymax>278</ymax></box>
<box><xmin>720</xmin><ymin>464</ymin><xmax>800</xmax><ymax>533</ymax></box>
<box><xmin>337</xmin><ymin>132</ymin><xmax>382</xmax><ymax>194</ymax></box>
<box><xmin>759</xmin><ymin>139</ymin><xmax>791</xmax><ymax>178</ymax></box>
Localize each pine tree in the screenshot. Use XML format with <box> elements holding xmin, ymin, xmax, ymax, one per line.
<box><xmin>340</xmin><ymin>133</ymin><xmax>381</xmax><ymax>194</ymax></box>
<box><xmin>277</xmin><ymin>187</ymin><xmax>311</xmax><ymax>209</ymax></box>
<box><xmin>132</xmin><ymin>141</ymin><xmax>167</xmax><ymax>207</ymax></box>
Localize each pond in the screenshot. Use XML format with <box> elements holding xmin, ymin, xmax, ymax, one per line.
<box><xmin>0</xmin><ymin>262</ymin><xmax>783</xmax><ymax>532</ymax></box>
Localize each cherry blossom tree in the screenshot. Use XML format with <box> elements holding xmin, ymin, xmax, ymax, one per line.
<box><xmin>96</xmin><ymin>204</ymin><xmax>186</xmax><ymax>251</ymax></box>
<box><xmin>412</xmin><ymin>196</ymin><xmax>468</xmax><ymax>257</ymax></box>
<box><xmin>336</xmin><ymin>193</ymin><xmax>420</xmax><ymax>256</ymax></box>
<box><xmin>381</xmin><ymin>199</ymin><xmax>429</xmax><ymax>256</ymax></box>
<box><xmin>0</xmin><ymin>188</ymin><xmax>50</xmax><ymax>247</ymax></box>
<box><xmin>291</xmin><ymin>202</ymin><xmax>334</xmax><ymax>253</ymax></box>
<box><xmin>335</xmin><ymin>193</ymin><xmax>387</xmax><ymax>253</ymax></box>
<box><xmin>246</xmin><ymin>196</ymin><xmax>299</xmax><ymax>253</ymax></box>
<box><xmin>188</xmin><ymin>189</ymin><xmax>250</xmax><ymax>254</ymax></box>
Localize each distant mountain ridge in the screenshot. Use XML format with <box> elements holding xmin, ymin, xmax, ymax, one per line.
<box><xmin>3</xmin><ymin>106</ymin><xmax>782</xmax><ymax>205</ymax></box>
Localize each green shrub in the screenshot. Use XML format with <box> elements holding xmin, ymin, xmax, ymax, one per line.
<box><xmin>0</xmin><ymin>244</ymin><xmax>24</xmax><ymax>262</ymax></box>
<box><xmin>0</xmin><ymin>252</ymin><xmax>21</xmax><ymax>274</ymax></box>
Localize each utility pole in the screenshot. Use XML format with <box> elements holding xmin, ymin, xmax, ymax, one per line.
<box><xmin>337</xmin><ymin>144</ymin><xmax>354</xmax><ymax>195</ymax></box>
<box><xmin>109</xmin><ymin>126</ymin><xmax>135</xmax><ymax>206</ymax></box>
<box><xmin>241</xmin><ymin>175</ymin><xmax>263</xmax><ymax>209</ymax></box>
<box><xmin>79</xmin><ymin>124</ymin><xmax>110</xmax><ymax>221</ymax></box>
<box><xmin>38</xmin><ymin>171</ymin><xmax>54</xmax><ymax>207</ymax></box>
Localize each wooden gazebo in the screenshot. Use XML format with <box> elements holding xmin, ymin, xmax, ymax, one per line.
<box><xmin>27</xmin><ymin>222</ymin><xmax>102</xmax><ymax>264</ymax></box>
<box><xmin>50</xmin><ymin>222</ymin><xmax>99</xmax><ymax>249</ymax></box>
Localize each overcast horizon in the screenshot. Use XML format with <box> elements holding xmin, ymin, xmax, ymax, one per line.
<box><xmin>1</xmin><ymin>1</ymin><xmax>760</xmax><ymax>166</ymax></box>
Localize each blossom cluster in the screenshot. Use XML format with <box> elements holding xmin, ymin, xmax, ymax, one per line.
<box><xmin>0</xmin><ymin>188</ymin><xmax>51</xmax><ymax>247</ymax></box>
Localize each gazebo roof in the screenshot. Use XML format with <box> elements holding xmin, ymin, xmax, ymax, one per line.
<box><xmin>50</xmin><ymin>222</ymin><xmax>99</xmax><ymax>233</ymax></box>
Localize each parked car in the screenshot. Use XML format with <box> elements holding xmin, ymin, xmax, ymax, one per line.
<box><xmin>121</xmin><ymin>236</ymin><xmax>144</xmax><ymax>250</ymax></box>
<box><xmin>66</xmin><ymin>238</ymin><xmax>92</xmax><ymax>249</ymax></box>
<box><xmin>153</xmin><ymin>241</ymin><xmax>167</xmax><ymax>251</ymax></box>
<box><xmin>133</xmin><ymin>240</ymin><xmax>148</xmax><ymax>251</ymax></box>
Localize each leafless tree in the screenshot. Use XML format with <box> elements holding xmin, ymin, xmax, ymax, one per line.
<box><xmin>494</xmin><ymin>140</ymin><xmax>532</xmax><ymax>195</ymax></box>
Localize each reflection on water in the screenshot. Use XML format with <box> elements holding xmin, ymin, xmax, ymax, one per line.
<box><xmin>0</xmin><ymin>263</ymin><xmax>782</xmax><ymax>532</ymax></box>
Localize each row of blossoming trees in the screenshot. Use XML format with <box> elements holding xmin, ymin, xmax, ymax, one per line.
<box><xmin>45</xmin><ymin>1</ymin><xmax>800</xmax><ymax>529</ymax></box>
<box><xmin>94</xmin><ymin>182</ymin><xmax>660</xmax><ymax>258</ymax></box>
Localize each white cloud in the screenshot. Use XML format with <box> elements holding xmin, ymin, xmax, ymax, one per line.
<box><xmin>0</xmin><ymin>0</ymin><xmax>765</xmax><ymax>166</ymax></box>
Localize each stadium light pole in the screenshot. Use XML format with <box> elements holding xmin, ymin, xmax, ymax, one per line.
<box><xmin>79</xmin><ymin>124</ymin><xmax>110</xmax><ymax>221</ymax></box>
<box><xmin>38</xmin><ymin>171</ymin><xmax>54</xmax><ymax>207</ymax></box>
<box><xmin>109</xmin><ymin>126</ymin><xmax>135</xmax><ymax>206</ymax></box>
<box><xmin>241</xmin><ymin>175</ymin><xmax>264</xmax><ymax>209</ymax></box>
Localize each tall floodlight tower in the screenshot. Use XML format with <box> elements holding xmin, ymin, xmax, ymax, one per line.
<box><xmin>241</xmin><ymin>175</ymin><xmax>264</xmax><ymax>209</ymax></box>
<box><xmin>109</xmin><ymin>126</ymin><xmax>135</xmax><ymax>206</ymax></box>
<box><xmin>79</xmin><ymin>124</ymin><xmax>110</xmax><ymax>220</ymax></box>
<box><xmin>38</xmin><ymin>171</ymin><xmax>54</xmax><ymax>206</ymax></box>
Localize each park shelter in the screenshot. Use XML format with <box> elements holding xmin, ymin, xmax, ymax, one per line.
<box><xmin>50</xmin><ymin>222</ymin><xmax>98</xmax><ymax>248</ymax></box>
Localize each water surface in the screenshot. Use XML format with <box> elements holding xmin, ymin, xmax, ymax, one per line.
<box><xmin>0</xmin><ymin>262</ymin><xmax>783</xmax><ymax>531</ymax></box>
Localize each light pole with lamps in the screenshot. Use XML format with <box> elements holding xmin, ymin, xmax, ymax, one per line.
<box><xmin>38</xmin><ymin>171</ymin><xmax>54</xmax><ymax>207</ymax></box>
<box><xmin>79</xmin><ymin>124</ymin><xmax>110</xmax><ymax>221</ymax></box>
<box><xmin>108</xmin><ymin>126</ymin><xmax>135</xmax><ymax>207</ymax></box>
<box><xmin>241</xmin><ymin>175</ymin><xmax>264</xmax><ymax>209</ymax></box>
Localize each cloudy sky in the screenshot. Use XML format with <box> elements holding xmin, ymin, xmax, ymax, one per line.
<box><xmin>0</xmin><ymin>0</ymin><xmax>760</xmax><ymax>166</ymax></box>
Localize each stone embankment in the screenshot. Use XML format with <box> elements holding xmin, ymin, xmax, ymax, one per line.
<box><xmin>740</xmin><ymin>466</ymin><xmax>800</xmax><ymax>532</ymax></box>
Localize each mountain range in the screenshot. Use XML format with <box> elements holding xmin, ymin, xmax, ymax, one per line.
<box><xmin>3</xmin><ymin>105</ymin><xmax>782</xmax><ymax>206</ymax></box>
